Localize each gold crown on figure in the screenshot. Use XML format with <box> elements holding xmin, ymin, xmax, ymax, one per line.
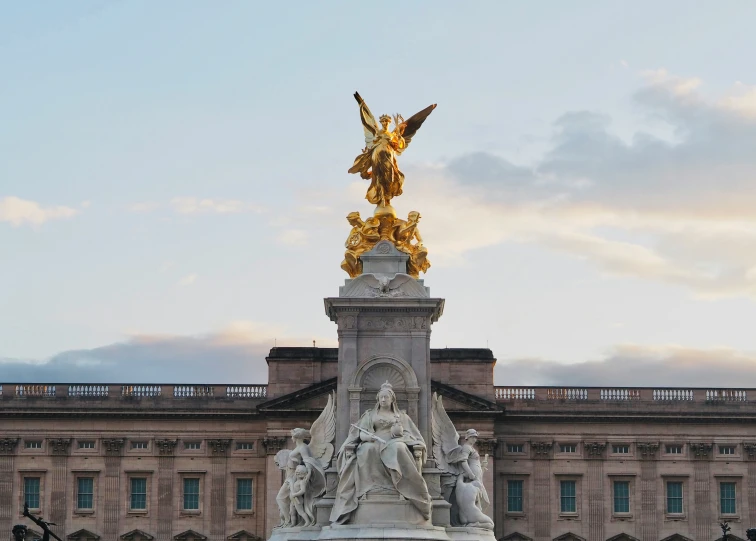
<box><xmin>379</xmin><ymin>114</ymin><xmax>392</xmax><ymax>123</ymax></box>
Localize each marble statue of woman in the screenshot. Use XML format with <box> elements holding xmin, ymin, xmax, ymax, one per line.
<box><xmin>330</xmin><ymin>382</ymin><xmax>432</xmax><ymax>524</ymax></box>
<box><xmin>432</xmin><ymin>393</ymin><xmax>494</xmax><ymax>530</ymax></box>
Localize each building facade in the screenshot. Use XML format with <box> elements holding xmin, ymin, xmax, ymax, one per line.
<box><xmin>1</xmin><ymin>347</ymin><xmax>754</xmax><ymax>541</ymax></box>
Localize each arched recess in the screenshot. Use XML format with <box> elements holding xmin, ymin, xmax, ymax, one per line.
<box><xmin>348</xmin><ymin>355</ymin><xmax>421</xmax><ymax>425</ymax></box>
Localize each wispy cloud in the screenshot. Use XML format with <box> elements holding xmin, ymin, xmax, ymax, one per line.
<box><xmin>128</xmin><ymin>201</ymin><xmax>160</xmax><ymax>213</ymax></box>
<box><xmin>177</xmin><ymin>273</ymin><xmax>198</xmax><ymax>286</ymax></box>
<box><xmin>0</xmin><ymin>196</ymin><xmax>78</xmax><ymax>227</ymax></box>
<box><xmin>170</xmin><ymin>197</ymin><xmax>264</xmax><ymax>215</ymax></box>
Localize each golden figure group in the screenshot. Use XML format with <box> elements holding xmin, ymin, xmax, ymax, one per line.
<box><xmin>340</xmin><ymin>210</ymin><xmax>430</xmax><ymax>279</ymax></box>
<box><xmin>342</xmin><ymin>92</ymin><xmax>435</xmax><ymax>278</ymax></box>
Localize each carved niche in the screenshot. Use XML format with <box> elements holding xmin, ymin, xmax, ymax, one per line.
<box><xmin>349</xmin><ymin>354</ymin><xmax>420</xmax><ymax>425</ymax></box>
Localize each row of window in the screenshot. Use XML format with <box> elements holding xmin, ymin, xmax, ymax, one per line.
<box><xmin>506</xmin><ymin>479</ymin><xmax>739</xmax><ymax>515</ymax></box>
<box><xmin>22</xmin><ymin>476</ymin><xmax>254</xmax><ymax>513</ymax></box>
<box><xmin>21</xmin><ymin>440</ymin><xmax>255</xmax><ymax>451</ymax></box>
<box><xmin>505</xmin><ymin>443</ymin><xmax>737</xmax><ymax>455</ymax></box>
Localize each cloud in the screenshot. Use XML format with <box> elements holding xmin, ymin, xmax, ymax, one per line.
<box><xmin>177</xmin><ymin>273</ymin><xmax>198</xmax><ymax>286</ymax></box>
<box><xmin>0</xmin><ymin>196</ymin><xmax>78</xmax><ymax>227</ymax></box>
<box><xmin>0</xmin><ymin>322</ymin><xmax>335</xmax><ymax>384</ymax></box>
<box><xmin>495</xmin><ymin>344</ymin><xmax>756</xmax><ymax>387</ymax></box>
<box><xmin>170</xmin><ymin>197</ymin><xmax>264</xmax><ymax>215</ymax></box>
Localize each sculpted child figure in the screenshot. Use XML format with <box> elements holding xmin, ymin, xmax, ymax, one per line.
<box><xmin>289</xmin><ymin>465</ymin><xmax>312</xmax><ymax>526</ymax></box>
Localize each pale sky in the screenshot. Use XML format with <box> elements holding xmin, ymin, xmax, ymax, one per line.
<box><xmin>3</xmin><ymin>1</ymin><xmax>756</xmax><ymax>386</ymax></box>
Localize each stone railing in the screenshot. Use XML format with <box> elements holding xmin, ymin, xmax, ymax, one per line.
<box><xmin>0</xmin><ymin>383</ymin><xmax>267</xmax><ymax>400</ymax></box>
<box><xmin>495</xmin><ymin>386</ymin><xmax>754</xmax><ymax>402</ymax></box>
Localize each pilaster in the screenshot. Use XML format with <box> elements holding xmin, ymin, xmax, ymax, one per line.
<box><xmin>0</xmin><ymin>438</ymin><xmax>18</xmax><ymax>540</ymax></box>
<box><xmin>156</xmin><ymin>439</ymin><xmax>177</xmax><ymax>541</ymax></box>
<box><xmin>102</xmin><ymin>438</ymin><xmax>125</xmax><ymax>539</ymax></box>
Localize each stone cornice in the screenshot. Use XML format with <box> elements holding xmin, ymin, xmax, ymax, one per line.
<box><xmin>324</xmin><ymin>297</ymin><xmax>445</xmax><ymax>323</ymax></box>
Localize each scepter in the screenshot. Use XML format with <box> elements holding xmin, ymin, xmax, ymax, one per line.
<box><xmin>350</xmin><ymin>424</ymin><xmax>387</xmax><ymax>444</ymax></box>
<box><xmin>23</xmin><ymin>503</ymin><xmax>64</xmax><ymax>541</ymax></box>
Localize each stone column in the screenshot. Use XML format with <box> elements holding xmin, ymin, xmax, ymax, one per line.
<box><xmin>155</xmin><ymin>439</ymin><xmax>177</xmax><ymax>541</ymax></box>
<box><xmin>637</xmin><ymin>442</ymin><xmax>659</xmax><ymax>541</ymax></box>
<box><xmin>690</xmin><ymin>443</ymin><xmax>713</xmax><ymax>541</ymax></box>
<box><xmin>48</xmin><ymin>438</ymin><xmax>71</xmax><ymax>532</ymax></box>
<box><xmin>208</xmin><ymin>440</ymin><xmax>231</xmax><ymax>541</ymax></box>
<box><xmin>262</xmin><ymin>436</ymin><xmax>287</xmax><ymax>539</ymax></box>
<box><xmin>584</xmin><ymin>443</ymin><xmax>606</xmax><ymax>541</ymax></box>
<box><xmin>102</xmin><ymin>438</ymin><xmax>125</xmax><ymax>540</ymax></box>
<box><xmin>744</xmin><ymin>443</ymin><xmax>756</xmax><ymax>530</ymax></box>
<box><xmin>0</xmin><ymin>439</ymin><xmax>19</xmax><ymax>541</ymax></box>
<box><xmin>531</xmin><ymin>442</ymin><xmax>552</xmax><ymax>541</ymax></box>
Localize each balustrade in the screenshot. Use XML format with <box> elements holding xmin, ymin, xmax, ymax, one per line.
<box><xmin>547</xmin><ymin>387</ymin><xmax>588</xmax><ymax>400</ymax></box>
<box><xmin>15</xmin><ymin>385</ymin><xmax>56</xmax><ymax>397</ymax></box>
<box><xmin>706</xmin><ymin>389</ymin><xmax>748</xmax><ymax>402</ymax></box>
<box><xmin>600</xmin><ymin>388</ymin><xmax>641</xmax><ymax>400</ymax></box>
<box><xmin>653</xmin><ymin>388</ymin><xmax>694</xmax><ymax>401</ymax></box>
<box><xmin>68</xmin><ymin>385</ymin><xmax>110</xmax><ymax>397</ymax></box>
<box><xmin>122</xmin><ymin>385</ymin><xmax>162</xmax><ymax>397</ymax></box>
<box><xmin>226</xmin><ymin>385</ymin><xmax>267</xmax><ymax>398</ymax></box>
<box><xmin>174</xmin><ymin>385</ymin><xmax>214</xmax><ymax>398</ymax></box>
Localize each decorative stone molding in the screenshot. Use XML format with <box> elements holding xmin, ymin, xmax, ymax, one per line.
<box><xmin>262</xmin><ymin>437</ymin><xmax>287</xmax><ymax>455</ymax></box>
<box><xmin>530</xmin><ymin>441</ymin><xmax>553</xmax><ymax>459</ymax></box>
<box><xmin>498</xmin><ymin>534</ymin><xmax>533</xmax><ymax>541</ymax></box>
<box><xmin>67</xmin><ymin>528</ymin><xmax>100</xmax><ymax>540</ymax></box>
<box><xmin>658</xmin><ymin>534</ymin><xmax>694</xmax><ymax>541</ymax></box>
<box><xmin>553</xmin><ymin>533</ymin><xmax>586</xmax><ymax>541</ymax></box>
<box><xmin>636</xmin><ymin>442</ymin><xmax>659</xmax><ymax>459</ymax></box>
<box><xmin>743</xmin><ymin>442</ymin><xmax>756</xmax><ymax>459</ymax></box>
<box><xmin>121</xmin><ymin>530</ymin><xmax>154</xmax><ymax>541</ymax></box>
<box><xmin>208</xmin><ymin>439</ymin><xmax>231</xmax><ymax>456</ymax></box>
<box><xmin>154</xmin><ymin>439</ymin><xmax>177</xmax><ymax>456</ymax></box>
<box><xmin>227</xmin><ymin>531</ymin><xmax>262</xmax><ymax>541</ymax></box>
<box><xmin>174</xmin><ymin>530</ymin><xmax>207</xmax><ymax>541</ymax></box>
<box><xmin>0</xmin><ymin>438</ymin><xmax>19</xmax><ymax>455</ymax></box>
<box><xmin>606</xmin><ymin>535</ymin><xmax>639</xmax><ymax>541</ymax></box>
<box><xmin>584</xmin><ymin>442</ymin><xmax>607</xmax><ymax>458</ymax></box>
<box><xmin>476</xmin><ymin>438</ymin><xmax>497</xmax><ymax>456</ymax></box>
<box><xmin>689</xmin><ymin>442</ymin><xmax>713</xmax><ymax>459</ymax></box>
<box><xmin>49</xmin><ymin>438</ymin><xmax>71</xmax><ymax>456</ymax></box>
<box><xmin>102</xmin><ymin>438</ymin><xmax>125</xmax><ymax>456</ymax></box>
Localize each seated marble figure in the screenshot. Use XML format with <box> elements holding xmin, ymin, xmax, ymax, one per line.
<box><xmin>330</xmin><ymin>381</ymin><xmax>432</xmax><ymax>524</ymax></box>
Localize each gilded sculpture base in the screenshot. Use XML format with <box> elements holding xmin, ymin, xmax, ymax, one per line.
<box><xmin>340</xmin><ymin>210</ymin><xmax>430</xmax><ymax>278</ymax></box>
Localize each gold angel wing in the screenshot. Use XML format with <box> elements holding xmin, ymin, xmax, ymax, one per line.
<box><xmin>431</xmin><ymin>392</ymin><xmax>463</xmax><ymax>473</ymax></box>
<box><xmin>308</xmin><ymin>391</ymin><xmax>336</xmax><ymax>469</ymax></box>
<box><xmin>354</xmin><ymin>92</ymin><xmax>379</xmax><ymax>147</ymax></box>
<box><xmin>395</xmin><ymin>103</ymin><xmax>437</xmax><ymax>155</ymax></box>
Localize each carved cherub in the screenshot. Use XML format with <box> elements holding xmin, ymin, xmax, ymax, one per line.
<box><xmin>394</xmin><ymin>211</ymin><xmax>430</xmax><ymax>277</ymax></box>
<box><xmin>432</xmin><ymin>393</ymin><xmax>494</xmax><ymax>530</ymax></box>
<box><xmin>274</xmin><ymin>393</ymin><xmax>336</xmax><ymax>528</ymax></box>
<box><xmin>341</xmin><ymin>212</ymin><xmax>380</xmax><ymax>277</ymax></box>
<box><xmin>289</xmin><ymin>465</ymin><xmax>311</xmax><ymax>526</ymax></box>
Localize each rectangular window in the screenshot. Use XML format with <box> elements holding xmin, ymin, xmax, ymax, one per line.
<box><xmin>76</xmin><ymin>477</ymin><xmax>94</xmax><ymax>510</ymax></box>
<box><xmin>185</xmin><ymin>442</ymin><xmax>201</xmax><ymax>450</ymax></box>
<box><xmin>720</xmin><ymin>482</ymin><xmax>736</xmax><ymax>514</ymax></box>
<box><xmin>666</xmin><ymin>445</ymin><xmax>683</xmax><ymax>454</ymax></box>
<box><xmin>560</xmin><ymin>480</ymin><xmax>576</xmax><ymax>513</ymax></box>
<box><xmin>612</xmin><ymin>445</ymin><xmax>629</xmax><ymax>454</ymax></box>
<box><xmin>25</xmin><ymin>441</ymin><xmax>42</xmax><ymax>449</ymax></box>
<box><xmin>667</xmin><ymin>481</ymin><xmax>683</xmax><ymax>514</ymax></box>
<box><xmin>236</xmin><ymin>442</ymin><xmax>253</xmax><ymax>450</ymax></box>
<box><xmin>506</xmin><ymin>444</ymin><xmax>524</xmax><ymax>453</ymax></box>
<box><xmin>131</xmin><ymin>441</ymin><xmax>148</xmax><ymax>450</ymax></box>
<box><xmin>719</xmin><ymin>446</ymin><xmax>736</xmax><ymax>455</ymax></box>
<box><xmin>130</xmin><ymin>478</ymin><xmax>147</xmax><ymax>510</ymax></box>
<box><xmin>78</xmin><ymin>441</ymin><xmax>95</xmax><ymax>449</ymax></box>
<box><xmin>559</xmin><ymin>444</ymin><xmax>576</xmax><ymax>453</ymax></box>
<box><xmin>613</xmin><ymin>481</ymin><xmax>630</xmax><ymax>513</ymax></box>
<box><xmin>183</xmin><ymin>478</ymin><xmax>200</xmax><ymax>510</ymax></box>
<box><xmin>507</xmin><ymin>480</ymin><xmax>523</xmax><ymax>512</ymax></box>
<box><xmin>24</xmin><ymin>477</ymin><xmax>41</xmax><ymax>509</ymax></box>
<box><xmin>236</xmin><ymin>478</ymin><xmax>253</xmax><ymax>511</ymax></box>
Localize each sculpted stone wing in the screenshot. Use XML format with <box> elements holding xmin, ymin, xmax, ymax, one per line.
<box><xmin>308</xmin><ymin>392</ymin><xmax>336</xmax><ymax>469</ymax></box>
<box><xmin>431</xmin><ymin>392</ymin><xmax>465</xmax><ymax>473</ymax></box>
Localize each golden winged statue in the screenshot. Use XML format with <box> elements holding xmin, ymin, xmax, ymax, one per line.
<box><xmin>349</xmin><ymin>92</ymin><xmax>436</xmax><ymax>213</ymax></box>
